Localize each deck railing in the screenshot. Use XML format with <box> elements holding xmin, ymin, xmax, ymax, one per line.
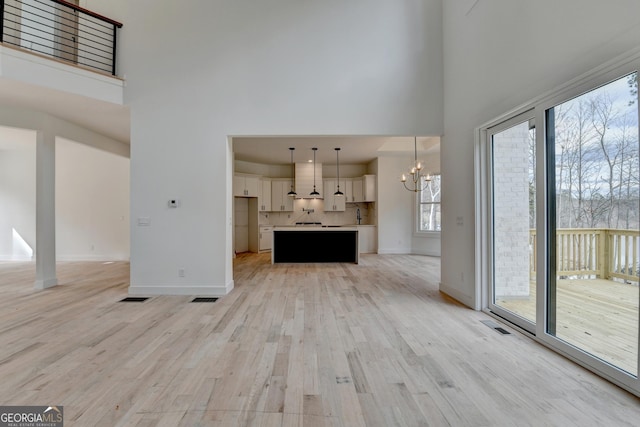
<box><xmin>1</xmin><ymin>0</ymin><xmax>123</xmax><ymax>75</ymax></box>
<box><xmin>530</xmin><ymin>228</ymin><xmax>640</xmax><ymax>283</ymax></box>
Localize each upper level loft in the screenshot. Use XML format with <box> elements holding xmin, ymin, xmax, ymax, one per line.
<box><xmin>0</xmin><ymin>0</ymin><xmax>124</xmax><ymax>106</ymax></box>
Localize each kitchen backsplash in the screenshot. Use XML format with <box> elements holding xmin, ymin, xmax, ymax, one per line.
<box><xmin>259</xmin><ymin>199</ymin><xmax>375</xmax><ymax>226</ymax></box>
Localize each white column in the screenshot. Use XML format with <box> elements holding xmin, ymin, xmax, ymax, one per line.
<box><xmin>35</xmin><ymin>130</ymin><xmax>57</xmax><ymax>289</ymax></box>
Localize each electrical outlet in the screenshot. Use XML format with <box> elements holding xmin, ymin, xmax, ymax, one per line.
<box><xmin>178</xmin><ymin>268</ymin><xmax>185</xmax><ymax>277</ymax></box>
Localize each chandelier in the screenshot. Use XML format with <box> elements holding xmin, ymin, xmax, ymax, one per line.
<box><xmin>401</xmin><ymin>137</ymin><xmax>430</xmax><ymax>192</ymax></box>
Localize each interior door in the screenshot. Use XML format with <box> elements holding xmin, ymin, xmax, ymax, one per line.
<box><xmin>54</xmin><ymin>0</ymin><xmax>79</xmax><ymax>63</ymax></box>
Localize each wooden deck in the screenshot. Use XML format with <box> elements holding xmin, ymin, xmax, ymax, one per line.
<box><xmin>496</xmin><ymin>278</ymin><xmax>639</xmax><ymax>375</ymax></box>
<box><xmin>0</xmin><ymin>257</ymin><xmax>639</xmax><ymax>425</ymax></box>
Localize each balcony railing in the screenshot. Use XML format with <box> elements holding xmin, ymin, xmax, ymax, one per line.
<box><xmin>0</xmin><ymin>0</ymin><xmax>122</xmax><ymax>75</ymax></box>
<box><xmin>530</xmin><ymin>228</ymin><xmax>640</xmax><ymax>283</ymax></box>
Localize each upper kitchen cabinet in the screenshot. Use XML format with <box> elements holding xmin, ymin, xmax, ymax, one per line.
<box><xmin>323</xmin><ymin>179</ymin><xmax>346</xmax><ymax>211</ymax></box>
<box><xmin>271</xmin><ymin>179</ymin><xmax>294</xmax><ymax>212</ymax></box>
<box><xmin>343</xmin><ymin>179</ymin><xmax>353</xmax><ymax>202</ymax></box>
<box><xmin>351</xmin><ymin>175</ymin><xmax>376</xmax><ymax>203</ymax></box>
<box><xmin>362</xmin><ymin>174</ymin><xmax>376</xmax><ymax>202</ymax></box>
<box><xmin>295</xmin><ymin>163</ymin><xmax>323</xmax><ymax>198</ymax></box>
<box><xmin>234</xmin><ymin>174</ymin><xmax>259</xmax><ymax>197</ymax></box>
<box><xmin>258</xmin><ymin>178</ymin><xmax>271</xmax><ymax>211</ymax></box>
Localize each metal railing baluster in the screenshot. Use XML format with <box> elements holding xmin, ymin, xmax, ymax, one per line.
<box><xmin>1</xmin><ymin>0</ymin><xmax>122</xmax><ymax>75</ymax></box>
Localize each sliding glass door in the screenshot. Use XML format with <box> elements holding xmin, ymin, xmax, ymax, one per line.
<box><xmin>546</xmin><ymin>73</ymin><xmax>639</xmax><ymax>376</ymax></box>
<box><xmin>488</xmin><ymin>112</ymin><xmax>537</xmax><ymax>331</ymax></box>
<box><xmin>482</xmin><ymin>62</ymin><xmax>640</xmax><ymax>395</ymax></box>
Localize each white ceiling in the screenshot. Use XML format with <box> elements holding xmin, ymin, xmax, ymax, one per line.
<box><xmin>233</xmin><ymin>135</ymin><xmax>441</xmax><ymax>165</ymax></box>
<box><xmin>0</xmin><ymin>78</ymin><xmax>130</xmax><ymax>143</ymax></box>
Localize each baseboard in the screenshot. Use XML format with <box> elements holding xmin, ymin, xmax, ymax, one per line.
<box><xmin>57</xmin><ymin>255</ymin><xmax>130</xmax><ymax>261</ymax></box>
<box><xmin>411</xmin><ymin>249</ymin><xmax>441</xmax><ymax>257</ymax></box>
<box><xmin>377</xmin><ymin>248</ymin><xmax>411</xmax><ymax>255</ymax></box>
<box><xmin>0</xmin><ymin>256</ymin><xmax>33</xmax><ymax>261</ymax></box>
<box><xmin>439</xmin><ymin>282</ymin><xmax>475</xmax><ymax>309</ymax></box>
<box><xmin>129</xmin><ymin>280</ymin><xmax>234</xmax><ymax>297</ymax></box>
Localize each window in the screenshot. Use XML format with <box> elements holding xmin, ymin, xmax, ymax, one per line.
<box><xmin>418</xmin><ymin>174</ymin><xmax>441</xmax><ymax>231</ymax></box>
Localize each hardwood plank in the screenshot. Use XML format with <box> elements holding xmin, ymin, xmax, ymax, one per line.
<box><xmin>0</xmin><ymin>257</ymin><xmax>638</xmax><ymax>426</ymax></box>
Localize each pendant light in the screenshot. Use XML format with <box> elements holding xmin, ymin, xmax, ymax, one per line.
<box><xmin>287</xmin><ymin>147</ymin><xmax>297</xmax><ymax>197</ymax></box>
<box><xmin>334</xmin><ymin>148</ymin><xmax>343</xmax><ymax>196</ymax></box>
<box><xmin>310</xmin><ymin>147</ymin><xmax>320</xmax><ymax>197</ymax></box>
<box><xmin>401</xmin><ymin>137</ymin><xmax>430</xmax><ymax>192</ymax></box>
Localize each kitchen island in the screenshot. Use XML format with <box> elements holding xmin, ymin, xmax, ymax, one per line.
<box><xmin>272</xmin><ymin>226</ymin><xmax>359</xmax><ymax>263</ymax></box>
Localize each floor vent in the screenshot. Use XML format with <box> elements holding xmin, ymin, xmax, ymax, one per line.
<box><xmin>119</xmin><ymin>297</ymin><xmax>149</xmax><ymax>302</ymax></box>
<box><xmin>480</xmin><ymin>320</ymin><xmax>511</xmax><ymax>335</ymax></box>
<box><xmin>191</xmin><ymin>297</ymin><xmax>219</xmax><ymax>303</ymax></box>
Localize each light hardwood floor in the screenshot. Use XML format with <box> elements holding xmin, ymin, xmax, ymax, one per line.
<box><xmin>0</xmin><ymin>255</ymin><xmax>639</xmax><ymax>426</ymax></box>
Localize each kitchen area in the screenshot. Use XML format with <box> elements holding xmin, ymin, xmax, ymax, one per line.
<box><xmin>233</xmin><ymin>140</ymin><xmax>378</xmax><ymax>261</ymax></box>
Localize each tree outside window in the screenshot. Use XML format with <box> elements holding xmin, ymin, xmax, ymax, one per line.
<box><xmin>418</xmin><ymin>174</ymin><xmax>441</xmax><ymax>231</ymax></box>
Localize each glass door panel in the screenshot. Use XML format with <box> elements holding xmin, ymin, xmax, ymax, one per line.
<box><xmin>490</xmin><ymin>114</ymin><xmax>537</xmax><ymax>328</ymax></box>
<box><xmin>547</xmin><ymin>72</ymin><xmax>639</xmax><ymax>376</ymax></box>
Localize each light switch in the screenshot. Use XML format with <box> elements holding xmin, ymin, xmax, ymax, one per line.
<box><xmin>137</xmin><ymin>217</ymin><xmax>151</xmax><ymax>226</ymax></box>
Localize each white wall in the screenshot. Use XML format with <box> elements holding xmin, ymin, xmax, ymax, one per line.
<box><xmin>0</xmin><ymin>127</ymin><xmax>129</xmax><ymax>262</ymax></box>
<box><xmin>20</xmin><ymin>0</ymin><xmax>56</xmax><ymax>56</ymax></box>
<box><xmin>121</xmin><ymin>0</ymin><xmax>444</xmax><ymax>295</ymax></box>
<box><xmin>55</xmin><ymin>138</ymin><xmax>130</xmax><ymax>260</ymax></box>
<box><xmin>442</xmin><ymin>0</ymin><xmax>640</xmax><ymax>308</ymax></box>
<box><xmin>0</xmin><ymin>131</ymin><xmax>36</xmax><ymax>260</ymax></box>
<box><xmin>377</xmin><ymin>156</ymin><xmax>414</xmax><ymax>254</ymax></box>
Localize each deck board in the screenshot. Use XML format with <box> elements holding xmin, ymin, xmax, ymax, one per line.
<box><xmin>496</xmin><ymin>278</ymin><xmax>639</xmax><ymax>374</ymax></box>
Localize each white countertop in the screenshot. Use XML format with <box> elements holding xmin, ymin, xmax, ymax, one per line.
<box><xmin>273</xmin><ymin>226</ymin><xmax>358</xmax><ymax>231</ymax></box>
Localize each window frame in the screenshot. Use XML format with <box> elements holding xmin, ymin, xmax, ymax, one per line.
<box><xmin>416</xmin><ymin>173</ymin><xmax>441</xmax><ymax>234</ymax></box>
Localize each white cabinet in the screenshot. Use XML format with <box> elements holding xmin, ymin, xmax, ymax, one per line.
<box><xmin>343</xmin><ymin>179</ymin><xmax>354</xmax><ymax>203</ymax></box>
<box><xmin>234</xmin><ymin>174</ymin><xmax>259</xmax><ymax>197</ymax></box>
<box><xmin>351</xmin><ymin>175</ymin><xmax>376</xmax><ymax>203</ymax></box>
<box><xmin>259</xmin><ymin>226</ymin><xmax>273</xmax><ymax>251</ymax></box>
<box><xmin>323</xmin><ymin>179</ymin><xmax>346</xmax><ymax>211</ymax></box>
<box><xmin>271</xmin><ymin>179</ymin><xmax>294</xmax><ymax>212</ymax></box>
<box><xmin>362</xmin><ymin>174</ymin><xmax>376</xmax><ymax>202</ymax></box>
<box><xmin>258</xmin><ymin>178</ymin><xmax>271</xmax><ymax>211</ymax></box>
<box><xmin>358</xmin><ymin>226</ymin><xmax>377</xmax><ymax>253</ymax></box>
<box><xmin>352</xmin><ymin>178</ymin><xmax>363</xmax><ymax>202</ymax></box>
